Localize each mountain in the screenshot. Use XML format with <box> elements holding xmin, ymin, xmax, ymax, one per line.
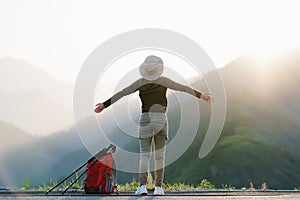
<box><xmin>0</xmin><ymin>125</ymin><xmax>89</xmax><ymax>188</ymax></box>
<box><xmin>0</xmin><ymin>122</ymin><xmax>37</xmax><ymax>153</ymax></box>
<box><xmin>0</xmin><ymin>122</ymin><xmax>38</xmax><ymax>188</ymax></box>
<box><xmin>0</xmin><ymin>89</ymin><xmax>74</xmax><ymax>135</ymax></box>
<box><xmin>0</xmin><ymin>111</ymin><xmax>136</xmax><ymax>188</ymax></box>
<box><xmin>2</xmin><ymin>51</ymin><xmax>300</xmax><ymax>189</ymax></box>
<box><xmin>0</xmin><ymin>57</ymin><xmax>74</xmax><ymax>135</ymax></box>
<box><xmin>0</xmin><ymin>57</ymin><xmax>72</xmax><ymax>106</ymax></box>
<box><xmin>164</xmin><ymin>49</ymin><xmax>300</xmax><ymax>189</ymax></box>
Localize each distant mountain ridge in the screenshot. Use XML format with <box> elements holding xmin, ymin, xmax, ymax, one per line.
<box><xmin>0</xmin><ymin>57</ymin><xmax>72</xmax><ymax>106</ymax></box>
<box><xmin>164</xmin><ymin>50</ymin><xmax>300</xmax><ymax>189</ymax></box>
<box><xmin>0</xmin><ymin>57</ymin><xmax>74</xmax><ymax>135</ymax></box>
<box><xmin>1</xmin><ymin>51</ymin><xmax>300</xmax><ymax>189</ymax></box>
<box><xmin>0</xmin><ymin>122</ymin><xmax>37</xmax><ymax>153</ymax></box>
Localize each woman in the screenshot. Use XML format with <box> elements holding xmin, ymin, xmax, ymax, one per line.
<box><xmin>94</xmin><ymin>55</ymin><xmax>213</xmax><ymax>195</ymax></box>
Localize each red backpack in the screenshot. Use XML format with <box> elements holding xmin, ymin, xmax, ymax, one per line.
<box><xmin>84</xmin><ymin>152</ymin><xmax>117</xmax><ymax>194</ymax></box>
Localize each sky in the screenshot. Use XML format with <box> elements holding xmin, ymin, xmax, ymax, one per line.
<box><xmin>1</xmin><ymin>0</ymin><xmax>300</xmax><ymax>85</ymax></box>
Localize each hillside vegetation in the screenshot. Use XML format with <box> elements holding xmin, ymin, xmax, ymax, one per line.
<box><xmin>165</xmin><ymin>50</ymin><xmax>300</xmax><ymax>189</ymax></box>
<box><xmin>1</xmin><ymin>51</ymin><xmax>300</xmax><ymax>189</ymax></box>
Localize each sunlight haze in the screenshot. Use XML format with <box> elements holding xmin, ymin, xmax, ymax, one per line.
<box><xmin>1</xmin><ymin>0</ymin><xmax>300</xmax><ymax>84</ymax></box>
<box><xmin>1</xmin><ymin>1</ymin><xmax>300</xmax><ymax>190</ymax></box>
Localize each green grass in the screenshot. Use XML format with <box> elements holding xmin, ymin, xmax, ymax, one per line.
<box><xmin>20</xmin><ymin>178</ymin><xmax>31</xmax><ymax>190</ymax></box>
<box><xmin>21</xmin><ymin>173</ymin><xmax>84</xmax><ymax>191</ymax></box>
<box><xmin>20</xmin><ymin>178</ymin><xmax>216</xmax><ymax>191</ymax></box>
<box><xmin>116</xmin><ymin>179</ymin><xmax>140</xmax><ymax>191</ymax></box>
<box><xmin>21</xmin><ymin>177</ymin><xmax>295</xmax><ymax>192</ymax></box>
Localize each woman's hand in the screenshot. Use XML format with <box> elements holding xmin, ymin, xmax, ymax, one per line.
<box><xmin>94</xmin><ymin>103</ymin><xmax>105</xmax><ymax>113</ymax></box>
<box><xmin>201</xmin><ymin>92</ymin><xmax>214</xmax><ymax>104</ymax></box>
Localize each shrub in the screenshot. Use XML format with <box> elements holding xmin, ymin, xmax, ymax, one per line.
<box><xmin>21</xmin><ymin>178</ymin><xmax>31</xmax><ymax>190</ymax></box>
<box><xmin>196</xmin><ymin>179</ymin><xmax>215</xmax><ymax>190</ymax></box>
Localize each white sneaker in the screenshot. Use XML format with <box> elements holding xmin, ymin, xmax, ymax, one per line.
<box><xmin>154</xmin><ymin>186</ymin><xmax>165</xmax><ymax>195</ymax></box>
<box><xmin>135</xmin><ymin>185</ymin><xmax>148</xmax><ymax>195</ymax></box>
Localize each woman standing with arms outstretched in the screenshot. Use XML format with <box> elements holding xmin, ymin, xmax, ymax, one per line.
<box><xmin>94</xmin><ymin>55</ymin><xmax>213</xmax><ymax>195</ymax></box>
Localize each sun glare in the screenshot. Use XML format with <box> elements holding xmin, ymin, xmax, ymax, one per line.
<box><xmin>248</xmin><ymin>45</ymin><xmax>291</xmax><ymax>69</ymax></box>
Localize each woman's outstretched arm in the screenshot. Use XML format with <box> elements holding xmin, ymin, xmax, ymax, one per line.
<box><xmin>94</xmin><ymin>79</ymin><xmax>142</xmax><ymax>113</ymax></box>
<box><xmin>159</xmin><ymin>77</ymin><xmax>214</xmax><ymax>104</ymax></box>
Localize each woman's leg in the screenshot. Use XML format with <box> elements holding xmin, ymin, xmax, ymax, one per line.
<box><xmin>153</xmin><ymin>123</ymin><xmax>167</xmax><ymax>187</ymax></box>
<box><xmin>138</xmin><ymin>113</ymin><xmax>153</xmax><ymax>185</ymax></box>
<box><xmin>138</xmin><ymin>137</ymin><xmax>152</xmax><ymax>185</ymax></box>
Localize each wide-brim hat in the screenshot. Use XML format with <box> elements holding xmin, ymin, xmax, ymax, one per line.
<box><xmin>139</xmin><ymin>55</ymin><xmax>164</xmax><ymax>81</ymax></box>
